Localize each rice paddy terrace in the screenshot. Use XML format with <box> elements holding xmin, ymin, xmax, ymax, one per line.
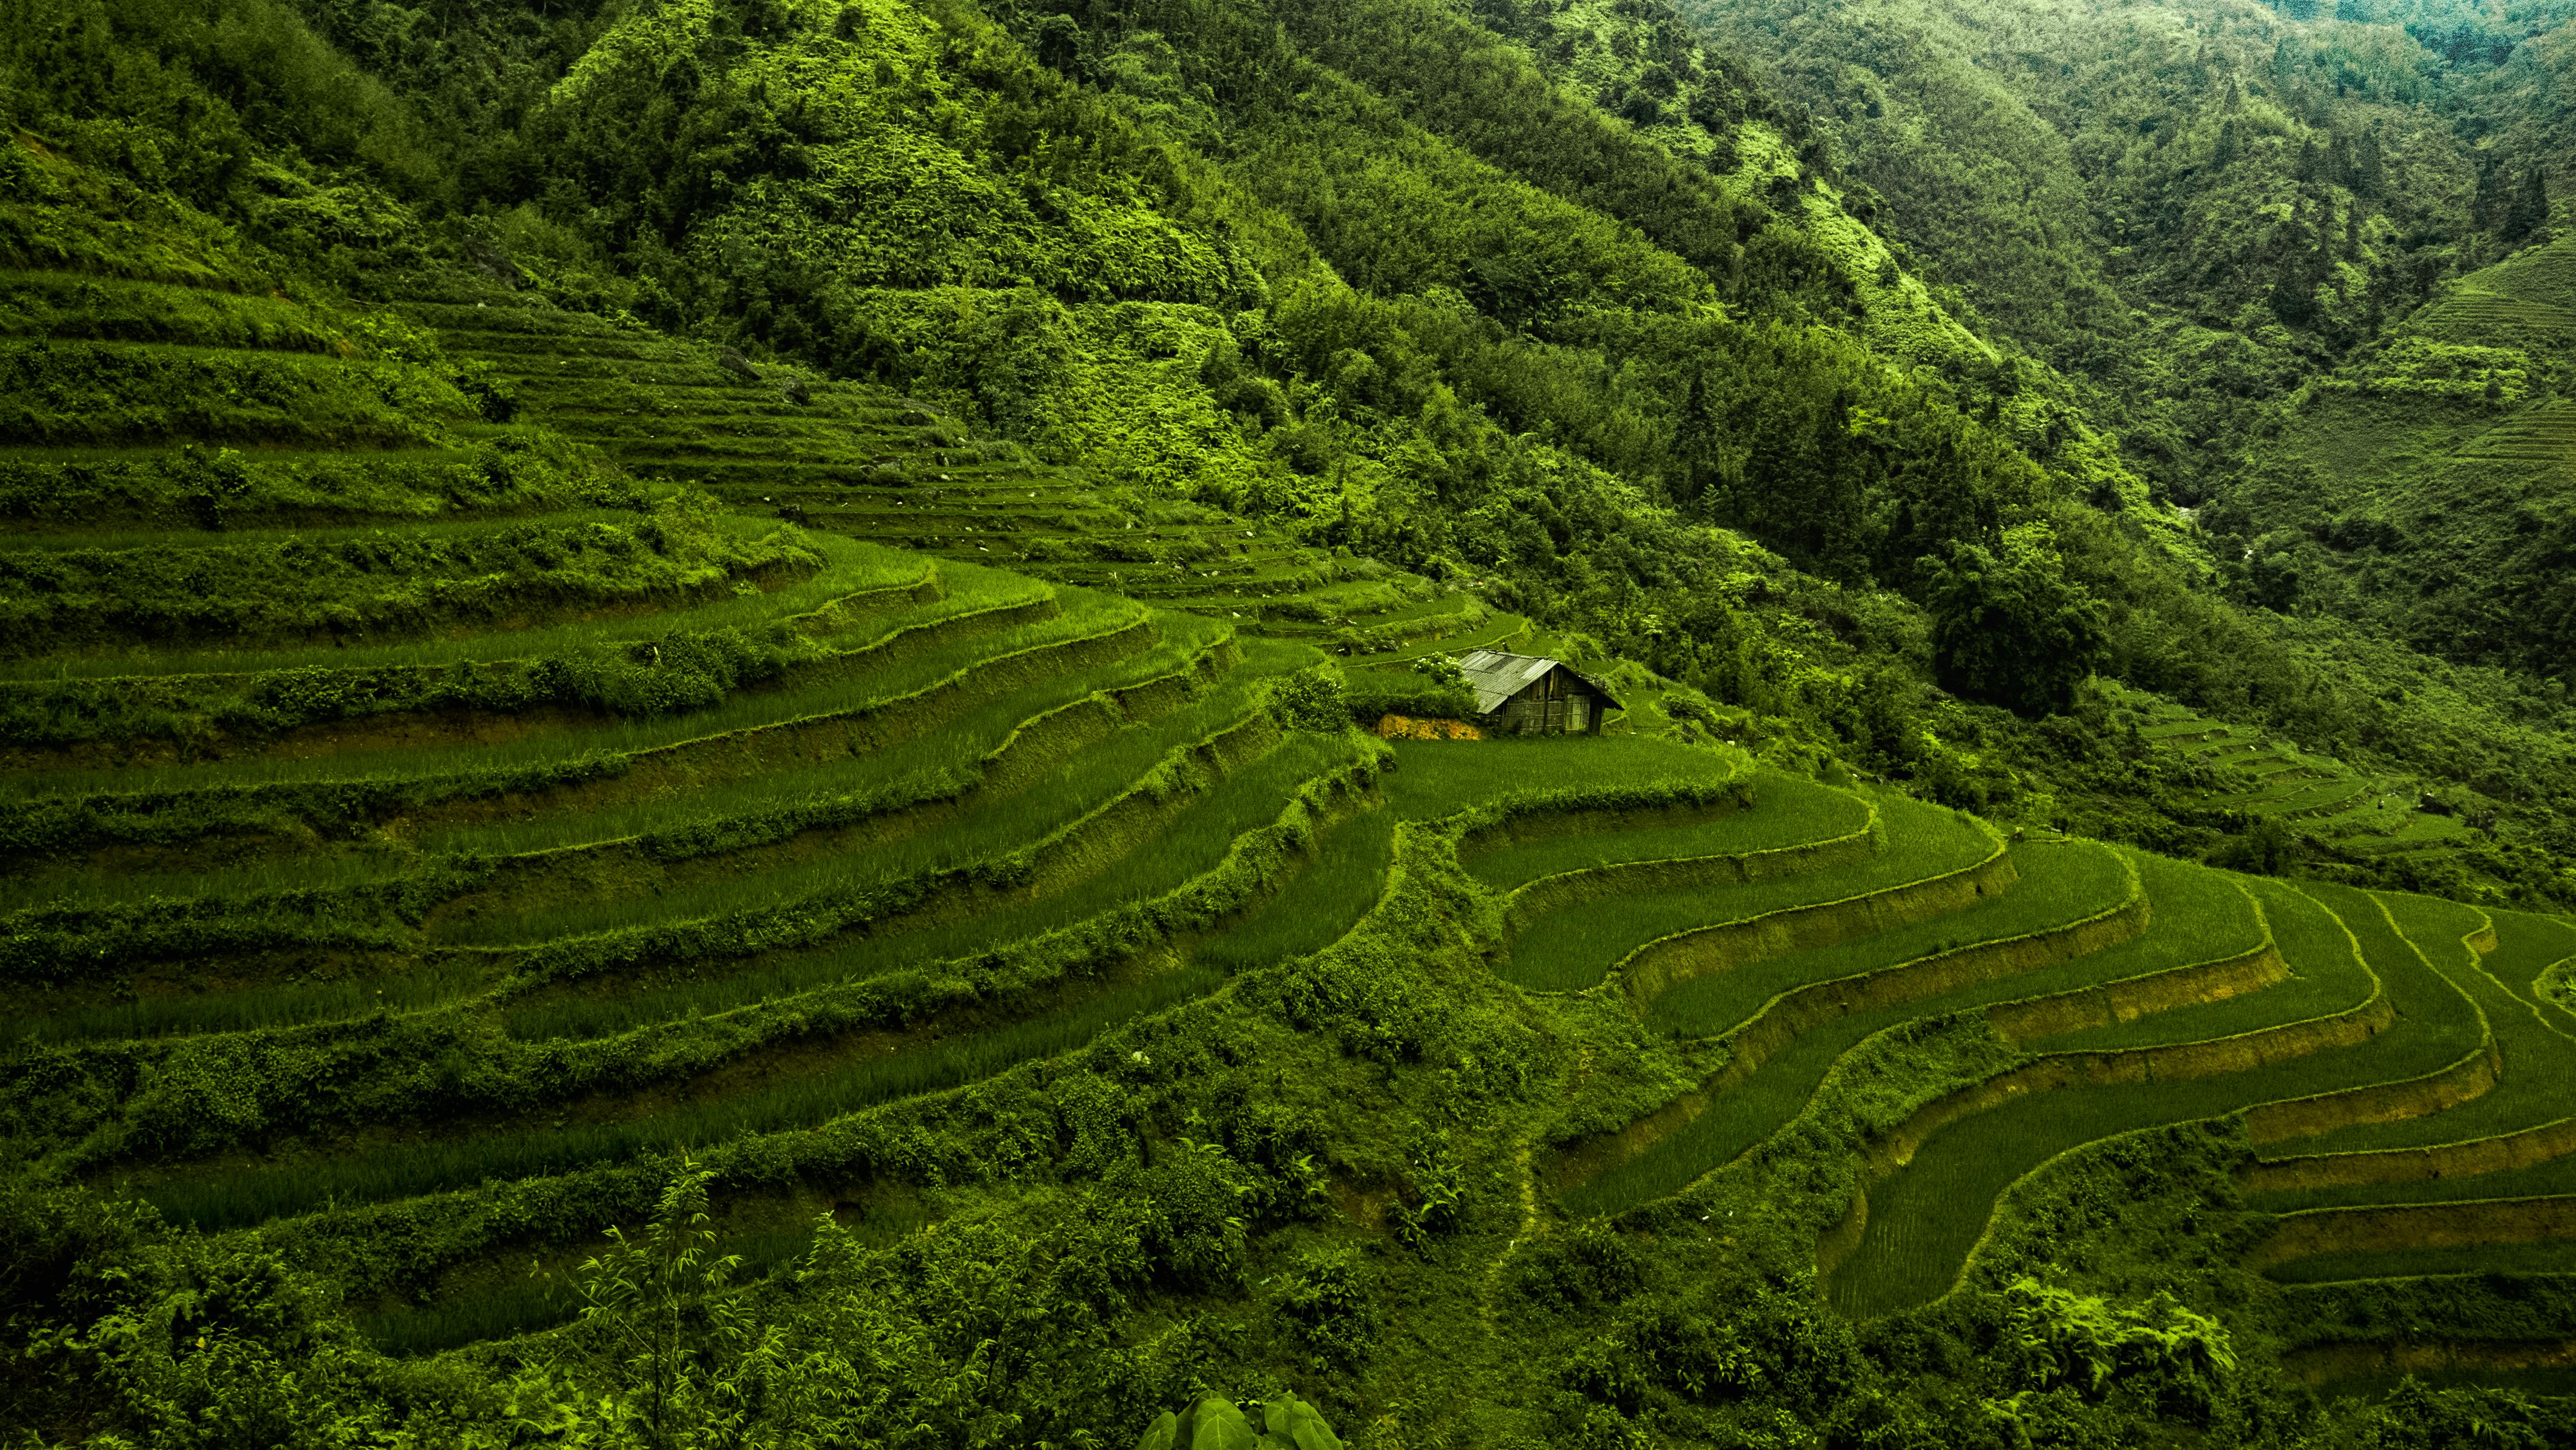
<box><xmin>2105</xmin><ymin>685</ymin><xmax>2473</xmax><ymax>859</ymax></box>
<box><xmin>2410</xmin><ymin>233</ymin><xmax>2576</xmax><ymax>360</ymax></box>
<box><xmin>1498</xmin><ymin>783</ymin><xmax>2576</xmax><ymax>1392</ymax></box>
<box><xmin>391</xmin><ymin>276</ymin><xmax>1535</xmax><ymax>672</ymax></box>
<box><xmin>4</xmin><ymin>243</ymin><xmax>2572</xmax><ymax>1403</ymax></box>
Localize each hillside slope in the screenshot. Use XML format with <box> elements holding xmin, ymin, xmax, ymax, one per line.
<box><xmin>7</xmin><ymin>271</ymin><xmax>2576</xmax><ymax>1438</ymax></box>
<box><xmin>1685</xmin><ymin>0</ymin><xmax>2569</xmax><ymax>500</ymax></box>
<box><xmin>2221</xmin><ymin>229</ymin><xmax>2576</xmax><ymax>677</ymax></box>
<box><xmin>3</xmin><ymin>0</ymin><xmax>2576</xmax><ymax>1445</ymax></box>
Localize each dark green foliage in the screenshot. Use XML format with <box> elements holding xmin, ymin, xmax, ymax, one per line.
<box><xmin>0</xmin><ymin>618</ymin><xmax>811</xmax><ymax>747</ymax></box>
<box><xmin>2324</xmin><ymin>1379</ymin><xmax>2576</xmax><ymax>1449</ymax></box>
<box><xmin>0</xmin><ymin>337</ymin><xmax>468</xmax><ymax>446</ymax></box>
<box><xmin>0</xmin><ymin>501</ymin><xmax>812</xmax><ymax>657</ymax></box>
<box><xmin>1508</xmin><ymin>1220</ymin><xmax>1648</xmax><ymax>1317</ymax></box>
<box><xmin>0</xmin><ymin>434</ymin><xmax>636</xmax><ymax>528</ymax></box>
<box><xmin>2209</xmin><ymin>814</ymin><xmax>2299</xmax><ymax>875</ymax></box>
<box><xmin>1265</xmin><ymin>663</ymin><xmax>1347</xmax><ymax>732</ymax></box>
<box><xmin>1340</xmin><ymin>663</ymin><xmax>1474</xmax><ymax>726</ymax></box>
<box><xmin>2000</xmin><ymin>1277</ymin><xmax>2238</xmax><ymax>1423</ymax></box>
<box><xmin>1272</xmin><ymin>1248</ymin><xmax>1377</xmax><ymax>1368</ymax></box>
<box><xmin>2501</xmin><ymin>167</ymin><xmax>2552</xmax><ymax>247</ymax></box>
<box><xmin>1922</xmin><ymin>524</ymin><xmax>2107</xmax><ymax>717</ymax></box>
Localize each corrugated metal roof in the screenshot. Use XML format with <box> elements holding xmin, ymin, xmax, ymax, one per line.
<box><xmin>1454</xmin><ymin>650</ymin><xmax>1623</xmax><ymax>715</ymax></box>
<box><xmin>1456</xmin><ymin>649</ymin><xmax>1552</xmax><ymax>714</ymax></box>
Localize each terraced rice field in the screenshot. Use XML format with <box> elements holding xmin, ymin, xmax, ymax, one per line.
<box><xmin>401</xmin><ymin>283</ymin><xmax>1505</xmax><ymax>660</ymax></box>
<box><xmin>1482</xmin><ymin>775</ymin><xmax>2576</xmax><ymax>1381</ymax></box>
<box><xmin>0</xmin><ymin>261</ymin><xmax>1440</xmax><ymax>1348</ymax></box>
<box><xmin>2114</xmin><ymin>685</ymin><xmax>2469</xmax><ymax>855</ymax></box>
<box><xmin>11</xmin><ymin>247</ymin><xmax>2574</xmax><ymax>1399</ymax></box>
<box><xmin>2457</xmin><ymin>398</ymin><xmax>2576</xmax><ymax>466</ymax></box>
<box><xmin>2414</xmin><ymin>291</ymin><xmax>2576</xmax><ymax>342</ymax></box>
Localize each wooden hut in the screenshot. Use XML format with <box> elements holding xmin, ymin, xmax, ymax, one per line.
<box><xmin>1456</xmin><ymin>649</ymin><xmax>1621</xmax><ymax>735</ymax></box>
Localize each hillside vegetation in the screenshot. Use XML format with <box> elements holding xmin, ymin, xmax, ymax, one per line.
<box><xmin>1684</xmin><ymin>0</ymin><xmax>2573</xmax><ymax>492</ymax></box>
<box><xmin>3</xmin><ymin>0</ymin><xmax>2576</xmax><ymax>1447</ymax></box>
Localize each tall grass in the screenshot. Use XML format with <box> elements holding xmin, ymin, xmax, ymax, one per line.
<box><xmin>438</xmin><ymin>639</ymin><xmax>1303</xmax><ymax>947</ymax></box>
<box><xmin>0</xmin><ymin>585</ymin><xmax>1133</xmax><ymax>807</ymax></box>
<box><xmin>2290</xmin><ymin>1363</ymin><xmax>2576</xmax><ymax>1405</ymax></box>
<box><xmin>1820</xmin><ymin>881</ymin><xmax>2478</xmax><ymax>1319</ymax></box>
<box><xmin>142</xmin><ymin>963</ymin><xmax>1230</xmax><ymax>1231</ymax></box>
<box><xmin>1643</xmin><ymin>839</ymin><xmax>2135</xmax><ymax>1037</ymax></box>
<box><xmin>359</xmin><ymin>1207</ymin><xmax>921</xmax><ymax>1357</ymax></box>
<box><xmin>0</xmin><ymin>846</ymin><xmax>443</xmax><ymax>917</ymax></box>
<box><xmin>2257</xmin><ymin>1236</ymin><xmax>2576</xmax><ymax>1286</ymax></box>
<box><xmin>6</xmin><ymin>625</ymin><xmax>1238</xmax><ymax>1039</ymax></box>
<box><xmin>358</xmin><ymin>1279</ymin><xmax>578</xmax><ymax>1358</ymax></box>
<box><xmin>0</xmin><ymin>615</ymin><xmax>1211</xmax><ymax>917</ymax></box>
<box><xmin>2269</xmin><ymin>901</ymin><xmax>2575</xmax><ymax>1159</ymax></box>
<box><xmin>425</xmin><ymin>612</ymin><xmax>1232</xmax><ymax>861</ymax></box>
<box><xmin>1467</xmin><ymin>770</ymin><xmax>1868</xmax><ymax>892</ymax></box>
<box><xmin>0</xmin><ymin>506</ymin><xmax>651</xmax><ymax>556</ymax></box>
<box><xmin>2251</xmin><ymin>1131</ymin><xmax>2576</xmax><ymax>1210</ymax></box>
<box><xmin>1195</xmin><ymin>806</ymin><xmax>1396</xmax><ymax>972</ymax></box>
<box><xmin>9</xmin><ymin>962</ymin><xmax>493</xmax><ymax>1044</ymax></box>
<box><xmin>2036</xmin><ymin>880</ymin><xmax>2468</xmax><ymax>1054</ymax></box>
<box><xmin>1508</xmin><ymin>792</ymin><xmax>1994</xmax><ymax>993</ymax></box>
<box><xmin>2491</xmin><ymin>908</ymin><xmax>2576</xmax><ymax>1030</ymax></box>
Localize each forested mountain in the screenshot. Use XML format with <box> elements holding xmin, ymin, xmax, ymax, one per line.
<box><xmin>73</xmin><ymin>0</ymin><xmax>2563</xmax><ymax>898</ymax></box>
<box><xmin>2222</xmin><ymin>227</ymin><xmax>2576</xmax><ymax>676</ymax></box>
<box><xmin>1686</xmin><ymin>0</ymin><xmax>2576</xmax><ymax>717</ymax></box>
<box><xmin>1684</xmin><ymin>0</ymin><xmax>2571</xmax><ymax>489</ymax></box>
<box><xmin>6</xmin><ymin>0</ymin><xmax>2576</xmax><ymax>1442</ymax></box>
<box><xmin>1659</xmin><ymin>0</ymin><xmax>2576</xmax><ymax>873</ymax></box>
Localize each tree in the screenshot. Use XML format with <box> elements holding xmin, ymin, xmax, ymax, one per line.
<box><xmin>569</xmin><ymin>1155</ymin><xmax>788</xmax><ymax>1450</ymax></box>
<box><xmin>2503</xmin><ymin>166</ymin><xmax>2550</xmax><ymax>245</ymax></box>
<box><xmin>1921</xmin><ymin>523</ymin><xmax>2106</xmax><ymax>715</ymax></box>
<box><xmin>2472</xmin><ymin>155</ymin><xmax>2504</xmax><ymax>231</ymax></box>
<box><xmin>2209</xmin><ymin>813</ymin><xmax>2297</xmax><ymax>874</ymax></box>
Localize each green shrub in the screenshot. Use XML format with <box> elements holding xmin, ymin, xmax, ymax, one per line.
<box><xmin>1134</xmin><ymin>1392</ymin><xmax>1345</xmax><ymax>1450</ymax></box>
<box><xmin>1924</xmin><ymin>522</ymin><xmax>2106</xmax><ymax>718</ymax></box>
<box><xmin>2001</xmin><ymin>1277</ymin><xmax>2237</xmax><ymax>1423</ymax></box>
<box><xmin>1341</xmin><ymin>664</ymin><xmax>1474</xmax><ymax>724</ymax></box>
<box><xmin>0</xmin><ymin>434</ymin><xmax>637</xmax><ymax>527</ymax></box>
<box><xmin>1273</xmin><ymin>1248</ymin><xmax>1377</xmax><ymax>1367</ymax></box>
<box><xmin>0</xmin><ymin>500</ymin><xmax>815</xmax><ymax>657</ymax></box>
<box><xmin>1266</xmin><ymin>662</ymin><xmax>1348</xmax><ymax>731</ymax></box>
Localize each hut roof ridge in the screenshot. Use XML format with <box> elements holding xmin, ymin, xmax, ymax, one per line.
<box><xmin>1453</xmin><ymin>648</ymin><xmax>1622</xmax><ymax>714</ymax></box>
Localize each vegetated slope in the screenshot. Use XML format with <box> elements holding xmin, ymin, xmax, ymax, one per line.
<box><xmin>2221</xmin><ymin>230</ymin><xmax>2576</xmax><ymax>678</ymax></box>
<box><xmin>307</xmin><ymin>0</ymin><xmax>2192</xmax><ymax>608</ymax></box>
<box><xmin>395</xmin><ymin>280</ymin><xmax>1513</xmax><ymax>663</ymax></box>
<box><xmin>1447</xmin><ymin>746</ymin><xmax>2576</xmax><ymax>1414</ymax></box>
<box><xmin>1682</xmin><ymin>0</ymin><xmax>2570</xmax><ymax>501</ymax></box>
<box><xmin>10</xmin><ymin>246</ymin><xmax>2576</xmax><ymax>1444</ymax></box>
<box><xmin>2108</xmin><ymin>681</ymin><xmax>2473</xmax><ymax>860</ymax></box>
<box><xmin>8</xmin><ymin>3</ymin><xmax>2576</xmax><ymax>1449</ymax></box>
<box><xmin>57</xmin><ymin>0</ymin><xmax>2576</xmax><ymax>907</ymax></box>
<box><xmin>0</xmin><ymin>181</ymin><xmax>1392</xmax><ymax>1356</ymax></box>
